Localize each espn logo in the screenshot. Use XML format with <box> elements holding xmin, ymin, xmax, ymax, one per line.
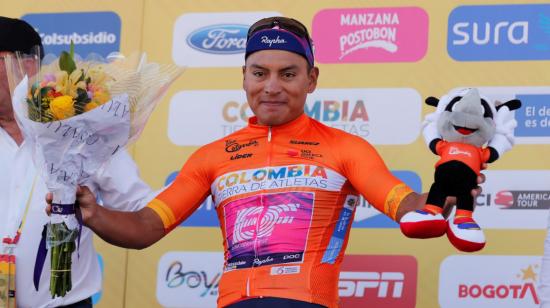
<box><xmin>339</xmin><ymin>271</ymin><xmax>404</xmax><ymax>298</ymax></box>
<box><xmin>338</xmin><ymin>255</ymin><xmax>417</xmax><ymax>308</ymax></box>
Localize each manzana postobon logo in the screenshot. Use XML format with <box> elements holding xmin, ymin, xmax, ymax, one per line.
<box><xmin>448</xmin><ymin>4</ymin><xmax>550</xmax><ymax>61</ymax></box>
<box><xmin>22</xmin><ymin>11</ymin><xmax>121</xmax><ymax>58</ymax></box>
<box><xmin>186</xmin><ymin>24</ymin><xmax>248</xmax><ymax>54</ymax></box>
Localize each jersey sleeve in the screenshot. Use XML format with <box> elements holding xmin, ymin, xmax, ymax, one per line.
<box><xmin>146</xmin><ymin>146</ymin><xmax>213</xmax><ymax>232</ymax></box>
<box><xmin>339</xmin><ymin>135</ymin><xmax>413</xmax><ymax>221</ymax></box>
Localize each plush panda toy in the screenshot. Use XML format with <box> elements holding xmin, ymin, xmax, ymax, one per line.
<box><xmin>400</xmin><ymin>88</ymin><xmax>521</xmax><ymax>252</ymax></box>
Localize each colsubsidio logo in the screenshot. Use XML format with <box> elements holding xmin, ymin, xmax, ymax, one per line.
<box><xmin>22</xmin><ymin>12</ymin><xmax>121</xmax><ymax>58</ymax></box>
<box><xmin>448</xmin><ymin>4</ymin><xmax>550</xmax><ymax>61</ymax></box>
<box><xmin>186</xmin><ymin>24</ymin><xmax>248</xmax><ymax>54</ymax></box>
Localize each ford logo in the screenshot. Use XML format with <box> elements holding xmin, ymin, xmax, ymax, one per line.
<box><xmin>187</xmin><ymin>24</ymin><xmax>248</xmax><ymax>54</ymax></box>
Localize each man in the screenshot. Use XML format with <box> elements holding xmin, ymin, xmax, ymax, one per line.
<box><xmin>67</xmin><ymin>17</ymin><xmax>484</xmax><ymax>308</ymax></box>
<box><xmin>0</xmin><ymin>17</ymin><xmax>153</xmax><ymax>308</ymax></box>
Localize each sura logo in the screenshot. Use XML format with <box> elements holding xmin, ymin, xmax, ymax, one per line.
<box><xmin>448</xmin><ymin>4</ymin><xmax>550</xmax><ymax>61</ymax></box>
<box><xmin>187</xmin><ymin>24</ymin><xmax>248</xmax><ymax>54</ymax></box>
<box><xmin>452</xmin><ymin>21</ymin><xmax>528</xmax><ymax>46</ymax></box>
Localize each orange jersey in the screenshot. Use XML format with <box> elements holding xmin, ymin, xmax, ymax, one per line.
<box><xmin>148</xmin><ymin>114</ymin><xmax>413</xmax><ymax>308</ymax></box>
<box><xmin>434</xmin><ymin>141</ymin><xmax>491</xmax><ymax>175</ymax></box>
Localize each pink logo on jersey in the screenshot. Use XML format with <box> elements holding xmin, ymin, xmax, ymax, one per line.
<box><xmin>312</xmin><ymin>7</ymin><xmax>429</xmax><ymax>63</ymax></box>
<box><xmin>223</xmin><ymin>192</ymin><xmax>314</xmax><ymax>269</ymax></box>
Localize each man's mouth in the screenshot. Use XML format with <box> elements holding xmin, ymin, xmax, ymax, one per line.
<box><xmin>453</xmin><ymin>125</ymin><xmax>477</xmax><ymax>135</ymax></box>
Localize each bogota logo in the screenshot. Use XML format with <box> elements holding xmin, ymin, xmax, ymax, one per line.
<box><xmin>458</xmin><ymin>264</ymin><xmax>540</xmax><ymax>304</ymax></box>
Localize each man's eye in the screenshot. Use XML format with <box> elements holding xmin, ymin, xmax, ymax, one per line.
<box><xmin>252</xmin><ymin>71</ymin><xmax>264</xmax><ymax>77</ymax></box>
<box><xmin>282</xmin><ymin>72</ymin><xmax>296</xmax><ymax>78</ymax></box>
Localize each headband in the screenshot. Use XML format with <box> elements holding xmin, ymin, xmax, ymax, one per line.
<box><xmin>245</xmin><ymin>28</ymin><xmax>314</xmax><ymax>67</ymax></box>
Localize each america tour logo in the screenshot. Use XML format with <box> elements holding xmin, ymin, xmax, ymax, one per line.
<box><xmin>312</xmin><ymin>7</ymin><xmax>428</xmax><ymax>63</ymax></box>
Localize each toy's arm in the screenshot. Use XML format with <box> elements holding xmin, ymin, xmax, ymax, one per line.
<box><xmin>429</xmin><ymin>138</ymin><xmax>444</xmax><ymax>156</ymax></box>
<box><xmin>487</xmin><ymin>101</ymin><xmax>521</xmax><ymax>161</ymax></box>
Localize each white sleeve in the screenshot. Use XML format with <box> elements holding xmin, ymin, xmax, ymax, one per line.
<box><xmin>539</xmin><ymin>211</ymin><xmax>550</xmax><ymax>308</ymax></box>
<box><xmin>89</xmin><ymin>150</ymin><xmax>156</xmax><ymax>211</ymax></box>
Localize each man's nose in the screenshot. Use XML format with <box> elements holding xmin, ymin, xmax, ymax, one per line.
<box><xmin>264</xmin><ymin>75</ymin><xmax>282</xmax><ymax>95</ymax></box>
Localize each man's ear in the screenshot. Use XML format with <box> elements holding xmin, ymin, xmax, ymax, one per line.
<box><xmin>307</xmin><ymin>67</ymin><xmax>319</xmax><ymax>94</ymax></box>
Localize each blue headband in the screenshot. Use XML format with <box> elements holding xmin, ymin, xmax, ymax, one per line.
<box><xmin>245</xmin><ymin>28</ymin><xmax>314</xmax><ymax>67</ymax></box>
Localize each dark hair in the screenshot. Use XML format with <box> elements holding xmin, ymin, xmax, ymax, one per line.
<box><xmin>0</xmin><ymin>16</ymin><xmax>44</xmax><ymax>60</ymax></box>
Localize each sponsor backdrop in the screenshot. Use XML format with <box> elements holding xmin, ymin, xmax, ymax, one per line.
<box><xmin>2</xmin><ymin>0</ymin><xmax>549</xmax><ymax>307</ymax></box>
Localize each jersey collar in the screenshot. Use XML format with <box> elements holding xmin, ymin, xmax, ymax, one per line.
<box><xmin>247</xmin><ymin>113</ymin><xmax>310</xmax><ymax>134</ymax></box>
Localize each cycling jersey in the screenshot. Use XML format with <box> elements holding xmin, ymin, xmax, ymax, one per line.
<box><xmin>147</xmin><ymin>113</ymin><xmax>413</xmax><ymax>308</ymax></box>
<box><xmin>434</xmin><ymin>141</ymin><xmax>490</xmax><ymax>175</ymax></box>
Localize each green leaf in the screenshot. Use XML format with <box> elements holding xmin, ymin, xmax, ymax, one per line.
<box><xmin>69</xmin><ymin>41</ymin><xmax>74</xmax><ymax>60</ymax></box>
<box><xmin>59</xmin><ymin>51</ymin><xmax>76</xmax><ymax>75</ymax></box>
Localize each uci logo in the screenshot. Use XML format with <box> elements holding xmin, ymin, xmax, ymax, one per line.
<box><xmin>187</xmin><ymin>24</ymin><xmax>248</xmax><ymax>54</ymax></box>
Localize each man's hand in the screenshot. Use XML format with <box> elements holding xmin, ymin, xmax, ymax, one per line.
<box><xmin>46</xmin><ymin>186</ymin><xmax>99</xmax><ymax>226</ymax></box>
<box><xmin>442</xmin><ymin>172</ymin><xmax>486</xmax><ymax>218</ymax></box>
<box><xmin>396</xmin><ymin>170</ymin><xmax>487</xmax><ymax>222</ymax></box>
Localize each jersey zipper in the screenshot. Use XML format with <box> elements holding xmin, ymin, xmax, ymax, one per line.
<box><xmin>246</xmin><ymin>126</ymin><xmax>273</xmax><ymax>297</ymax></box>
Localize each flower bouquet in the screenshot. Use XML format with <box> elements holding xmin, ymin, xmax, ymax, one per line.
<box><xmin>5</xmin><ymin>46</ymin><xmax>182</xmax><ymax>297</ymax></box>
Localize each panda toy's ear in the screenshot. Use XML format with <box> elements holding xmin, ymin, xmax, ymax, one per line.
<box><xmin>496</xmin><ymin>99</ymin><xmax>522</xmax><ymax>111</ymax></box>
<box><xmin>426</xmin><ymin>97</ymin><xmax>439</xmax><ymax>107</ymax></box>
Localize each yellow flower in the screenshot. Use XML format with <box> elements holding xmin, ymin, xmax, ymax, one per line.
<box><xmin>84</xmin><ymin>102</ymin><xmax>99</xmax><ymax>112</ymax></box>
<box><xmin>92</xmin><ymin>90</ymin><xmax>111</xmax><ymax>105</ymax></box>
<box><xmin>54</xmin><ymin>71</ymin><xmax>69</xmax><ymax>94</ymax></box>
<box><xmin>50</xmin><ymin>95</ymin><xmax>75</xmax><ymax>120</ymax></box>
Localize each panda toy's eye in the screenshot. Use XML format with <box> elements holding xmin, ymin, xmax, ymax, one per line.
<box><xmin>445</xmin><ymin>96</ymin><xmax>462</xmax><ymax>112</ymax></box>
<box><xmin>481</xmin><ymin>99</ymin><xmax>493</xmax><ymax>118</ymax></box>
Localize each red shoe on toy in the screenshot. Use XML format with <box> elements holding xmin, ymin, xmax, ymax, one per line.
<box><xmin>400</xmin><ymin>204</ymin><xmax>447</xmax><ymax>239</ymax></box>
<box><xmin>446</xmin><ymin>210</ymin><xmax>485</xmax><ymax>252</ymax></box>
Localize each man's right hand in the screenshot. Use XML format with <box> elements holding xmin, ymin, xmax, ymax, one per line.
<box><xmin>45</xmin><ymin>186</ymin><xmax>98</xmax><ymax>226</ymax></box>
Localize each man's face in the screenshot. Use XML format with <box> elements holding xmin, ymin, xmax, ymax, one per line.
<box><xmin>0</xmin><ymin>52</ymin><xmax>11</xmax><ymax>109</ymax></box>
<box><xmin>0</xmin><ymin>51</ymin><xmax>39</xmax><ymax>112</ymax></box>
<box><xmin>243</xmin><ymin>50</ymin><xmax>319</xmax><ymax>126</ymax></box>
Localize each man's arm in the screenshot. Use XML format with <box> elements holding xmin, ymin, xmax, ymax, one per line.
<box><xmin>47</xmin><ymin>186</ymin><xmax>165</xmax><ymax>249</ymax></box>
<box><xmin>395</xmin><ymin>172</ymin><xmax>485</xmax><ymax>222</ymax></box>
